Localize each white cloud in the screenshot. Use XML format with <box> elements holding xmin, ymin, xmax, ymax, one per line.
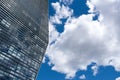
<box><xmin>48</xmin><ymin>14</ymin><xmax>109</xmax><ymax>78</ymax></box>
<box><xmin>79</xmin><ymin>74</ymin><xmax>86</xmax><ymax>80</ymax></box>
<box><xmin>116</xmin><ymin>77</ymin><xmax>120</xmax><ymax>80</ymax></box>
<box><xmin>59</xmin><ymin>0</ymin><xmax>73</xmax><ymax>5</ymax></box>
<box><xmin>42</xmin><ymin>56</ymin><xmax>46</xmax><ymax>63</ymax></box>
<box><xmin>91</xmin><ymin>65</ymin><xmax>98</xmax><ymax>76</ymax></box>
<box><xmin>50</xmin><ymin>2</ymin><xmax>73</xmax><ymax>24</ymax></box>
<box><xmin>47</xmin><ymin>0</ymin><xmax>120</xmax><ymax>79</ymax></box>
<box><xmin>49</xmin><ymin>21</ymin><xmax>59</xmax><ymax>44</ymax></box>
<box><xmin>89</xmin><ymin>0</ymin><xmax>120</xmax><ymax>71</ymax></box>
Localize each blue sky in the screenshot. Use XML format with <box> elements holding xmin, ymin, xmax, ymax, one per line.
<box><xmin>37</xmin><ymin>0</ymin><xmax>120</xmax><ymax>80</ymax></box>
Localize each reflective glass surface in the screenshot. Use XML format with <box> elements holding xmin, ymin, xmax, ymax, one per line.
<box><xmin>0</xmin><ymin>0</ymin><xmax>48</xmax><ymax>80</ymax></box>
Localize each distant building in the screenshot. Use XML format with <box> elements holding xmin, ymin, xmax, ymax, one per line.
<box><xmin>0</xmin><ymin>0</ymin><xmax>48</xmax><ymax>80</ymax></box>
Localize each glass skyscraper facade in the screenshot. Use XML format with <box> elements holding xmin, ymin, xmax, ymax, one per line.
<box><xmin>0</xmin><ymin>0</ymin><xmax>48</xmax><ymax>80</ymax></box>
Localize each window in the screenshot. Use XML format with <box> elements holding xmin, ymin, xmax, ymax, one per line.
<box><xmin>0</xmin><ymin>28</ymin><xmax>2</xmax><ymax>31</ymax></box>
<box><xmin>1</xmin><ymin>19</ymin><xmax>11</xmax><ymax>28</ymax></box>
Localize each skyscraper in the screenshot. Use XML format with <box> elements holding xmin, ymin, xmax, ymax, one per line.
<box><xmin>0</xmin><ymin>0</ymin><xmax>48</xmax><ymax>80</ymax></box>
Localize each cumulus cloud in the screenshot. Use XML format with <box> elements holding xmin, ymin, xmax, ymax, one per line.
<box><xmin>42</xmin><ymin>56</ymin><xmax>46</xmax><ymax>63</ymax></box>
<box><xmin>116</xmin><ymin>77</ymin><xmax>120</xmax><ymax>80</ymax></box>
<box><xmin>91</xmin><ymin>64</ymin><xmax>98</xmax><ymax>76</ymax></box>
<box><xmin>88</xmin><ymin>0</ymin><xmax>120</xmax><ymax>71</ymax></box>
<box><xmin>59</xmin><ymin>0</ymin><xmax>73</xmax><ymax>5</ymax></box>
<box><xmin>49</xmin><ymin>21</ymin><xmax>59</xmax><ymax>44</ymax></box>
<box><xmin>47</xmin><ymin>0</ymin><xmax>120</xmax><ymax>79</ymax></box>
<box><xmin>79</xmin><ymin>74</ymin><xmax>86</xmax><ymax>80</ymax></box>
<box><xmin>50</xmin><ymin>2</ymin><xmax>73</xmax><ymax>24</ymax></box>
